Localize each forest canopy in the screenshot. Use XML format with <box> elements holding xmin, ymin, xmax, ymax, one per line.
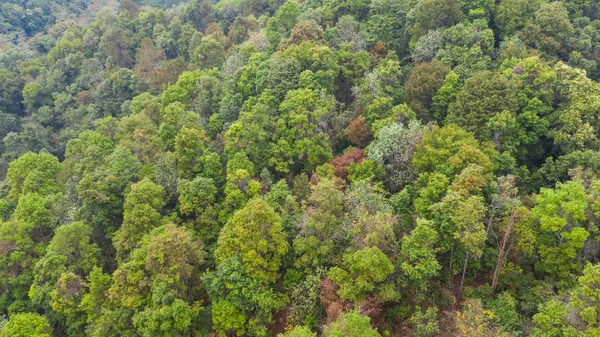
<box><xmin>1</xmin><ymin>0</ymin><xmax>600</xmax><ymax>336</ymax></box>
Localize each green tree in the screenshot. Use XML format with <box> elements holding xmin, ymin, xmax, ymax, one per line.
<box><xmin>0</xmin><ymin>313</ymin><xmax>52</xmax><ymax>337</ymax></box>
<box><xmin>184</xmin><ymin>0</ymin><xmax>216</xmax><ymax>32</ymax></box>
<box><xmin>177</xmin><ymin>177</ymin><xmax>217</xmax><ymax>217</ymax></box>
<box><xmin>367</xmin><ymin>122</ymin><xmax>427</xmax><ymax>192</ymax></box>
<box><xmin>204</xmin><ymin>257</ymin><xmax>287</xmax><ymax>336</ymax></box>
<box><xmin>520</xmin><ymin>2</ymin><xmax>574</xmax><ymax>58</ymax></box>
<box><xmin>174</xmin><ymin>126</ymin><xmax>209</xmax><ymax>179</ymax></box>
<box><xmin>413</xmin><ymin>124</ymin><xmax>495</xmax><ymax>179</ymax></box>
<box><xmin>431</xmin><ymin>70</ymin><xmax>459</xmax><ymax>122</ymax></box>
<box><xmin>0</xmin><ymin>69</ymin><xmax>24</xmax><ymax>116</ymax></box>
<box><xmin>404</xmin><ymin>62</ymin><xmax>451</xmax><ymax>122</ymax></box>
<box><xmin>411</xmin><ymin>0</ymin><xmax>462</xmax><ymax>42</ymax></box>
<box><xmin>531</xmin><ymin>299</ymin><xmax>577</xmax><ymax>337</ymax></box>
<box><xmin>447</xmin><ymin>71</ymin><xmax>518</xmax><ymax>138</ymax></box>
<box><xmin>96</xmin><ymin>224</ymin><xmax>205</xmax><ymax>336</ymax></box>
<box><xmin>435</xmin><ymin>21</ymin><xmax>495</xmax><ymax>78</ymax></box>
<box><xmin>571</xmin><ymin>263</ymin><xmax>600</xmax><ymax>332</ymax></box>
<box><xmin>323</xmin><ymin>311</ymin><xmax>381</xmax><ymax>337</ymax></box>
<box><xmin>495</xmin><ymin>0</ymin><xmax>542</xmax><ymax>39</ymax></box>
<box><xmin>531</xmin><ymin>179</ymin><xmax>590</xmax><ymax>284</ymax></box>
<box><xmin>293</xmin><ymin>178</ymin><xmax>345</xmax><ymax>270</ymax></box>
<box><xmin>113</xmin><ymin>178</ymin><xmax>166</xmax><ymax>261</ymax></box>
<box><xmin>409</xmin><ymin>306</ymin><xmax>440</xmax><ymax>337</ymax></box>
<box><xmin>6</xmin><ymin>151</ymin><xmax>61</xmax><ymax>203</ymax></box>
<box><xmin>365</xmin><ymin>0</ymin><xmax>409</xmax><ymax>57</ymax></box>
<box><xmin>193</xmin><ymin>37</ymin><xmax>225</xmax><ymax>70</ymax></box>
<box><xmin>278</xmin><ymin>325</ymin><xmax>316</xmax><ymax>337</ymax></box>
<box><xmin>29</xmin><ymin>221</ymin><xmax>100</xmax><ymax>313</ymax></box>
<box><xmin>550</xmin><ymin>62</ymin><xmax>600</xmax><ymax>153</ymax></box>
<box><xmin>271</xmin><ymin>88</ymin><xmax>334</xmax><ymax>175</ymax></box>
<box><xmin>215</xmin><ymin>198</ymin><xmax>288</xmax><ymax>284</ymax></box>
<box><xmin>400</xmin><ymin>219</ymin><xmax>441</xmax><ymax>291</ymax></box>
<box><xmin>225</xmin><ymin>91</ymin><xmax>278</xmax><ymax>173</ymax></box>
<box><xmin>328</xmin><ymin>247</ymin><xmax>396</xmax><ymax>302</ymax></box>
<box><xmin>266</xmin><ymin>0</ymin><xmax>301</xmax><ymax>49</ymax></box>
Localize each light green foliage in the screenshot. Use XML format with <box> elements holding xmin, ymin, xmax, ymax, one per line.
<box><xmin>531</xmin><ymin>299</ymin><xmax>578</xmax><ymax>337</ymax></box>
<box><xmin>354</xmin><ymin>55</ymin><xmax>404</xmax><ymax>122</ymax></box>
<box><xmin>279</xmin><ymin>42</ymin><xmax>339</xmax><ymax>94</ymax></box>
<box><xmin>278</xmin><ymin>326</ymin><xmax>316</xmax><ymax>337</ymax></box>
<box><xmin>174</xmin><ymin>126</ymin><xmax>209</xmax><ymax>179</ymax></box>
<box><xmin>329</xmin><ymin>247</ymin><xmax>396</xmax><ymax>302</ymax></box>
<box><xmin>347</xmin><ymin>159</ymin><xmax>385</xmax><ymax>185</ymax></box>
<box><xmin>79</xmin><ymin>267</ymin><xmax>111</xmax><ymax>325</ymax></box>
<box><xmin>550</xmin><ymin>62</ymin><xmax>600</xmax><ymax>153</ymax></box>
<box><xmin>222</xmin><ymin>169</ymin><xmax>262</xmax><ymax>217</ymax></box>
<box><xmin>401</xmin><ymin>219</ymin><xmax>441</xmax><ymax>289</ymax></box>
<box><xmin>323</xmin><ymin>311</ymin><xmax>381</xmax><ymax>337</ymax></box>
<box><xmin>227</xmin><ymin>151</ymin><xmax>255</xmax><ymax>177</ymax></box>
<box><xmin>115</xmin><ymin>112</ymin><xmax>162</xmax><ymax>163</ymax></box>
<box><xmin>159</xmin><ymin>102</ymin><xmax>201</xmax><ymax>150</ymax></box>
<box><xmin>161</xmin><ymin>71</ymin><xmax>202</xmax><ymax>108</ymax></box>
<box><xmin>413</xmin><ymin>124</ymin><xmax>495</xmax><ymax>179</ymax></box>
<box><xmin>431</xmin><ymin>71</ymin><xmax>459</xmax><ymax>122</ymax></box>
<box><xmin>495</xmin><ymin>56</ymin><xmax>555</xmax><ymax>159</ymax></box>
<box><xmin>113</xmin><ymin>179</ymin><xmax>166</xmax><ymax>261</ymax></box>
<box><xmin>266</xmin><ymin>0</ymin><xmax>301</xmax><ymax>48</ymax></box>
<box><xmin>49</xmin><ymin>272</ymin><xmax>86</xmax><ymax>336</ymax></box>
<box><xmin>532</xmin><ymin>180</ymin><xmax>590</xmax><ymax>282</ymax></box>
<box><xmin>63</xmin><ymin>130</ymin><xmax>115</xmax><ymax>182</ymax></box>
<box><xmin>270</xmin><ymin>88</ymin><xmax>334</xmax><ymax>174</ymax></box>
<box><xmin>0</xmin><ymin>312</ymin><xmax>52</xmax><ymax>337</ymax></box>
<box><xmin>30</xmin><ymin>221</ymin><xmax>99</xmax><ymax>311</ymax></box>
<box><xmin>488</xmin><ymin>292</ymin><xmax>521</xmax><ymax>333</ymax></box>
<box><xmin>98</xmin><ymin>224</ymin><xmax>205</xmax><ymax>336</ymax></box>
<box><xmin>440</xmin><ymin>164</ymin><xmax>488</xmax><ymax>257</ymax></box>
<box><xmin>215</xmin><ymin>198</ymin><xmax>288</xmax><ymax>284</ymax></box>
<box><xmin>571</xmin><ymin>263</ymin><xmax>600</xmax><ymax>329</ymax></box>
<box><xmin>6</xmin><ymin>151</ymin><xmax>61</xmax><ymax>202</ymax></box>
<box><xmin>132</xmin><ymin>283</ymin><xmax>195</xmax><ymax>337</ymax></box>
<box><xmin>455</xmin><ymin>299</ymin><xmax>511</xmax><ymax>337</ymax></box>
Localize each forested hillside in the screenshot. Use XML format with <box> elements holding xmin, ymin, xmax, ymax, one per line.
<box><xmin>1</xmin><ymin>0</ymin><xmax>600</xmax><ymax>336</ymax></box>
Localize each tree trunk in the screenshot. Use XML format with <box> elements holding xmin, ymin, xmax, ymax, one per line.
<box><xmin>486</xmin><ymin>203</ymin><xmax>497</xmax><ymax>238</ymax></box>
<box><xmin>491</xmin><ymin>208</ymin><xmax>516</xmax><ymax>293</ymax></box>
<box><xmin>459</xmin><ymin>251</ymin><xmax>469</xmax><ymax>302</ymax></box>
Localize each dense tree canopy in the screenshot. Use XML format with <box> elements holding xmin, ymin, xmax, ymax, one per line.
<box><xmin>1</xmin><ymin>0</ymin><xmax>600</xmax><ymax>336</ymax></box>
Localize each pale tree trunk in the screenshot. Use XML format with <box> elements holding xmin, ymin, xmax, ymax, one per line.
<box><xmin>458</xmin><ymin>251</ymin><xmax>469</xmax><ymax>302</ymax></box>
<box><xmin>486</xmin><ymin>203</ymin><xmax>497</xmax><ymax>237</ymax></box>
<box><xmin>491</xmin><ymin>208</ymin><xmax>516</xmax><ymax>293</ymax></box>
